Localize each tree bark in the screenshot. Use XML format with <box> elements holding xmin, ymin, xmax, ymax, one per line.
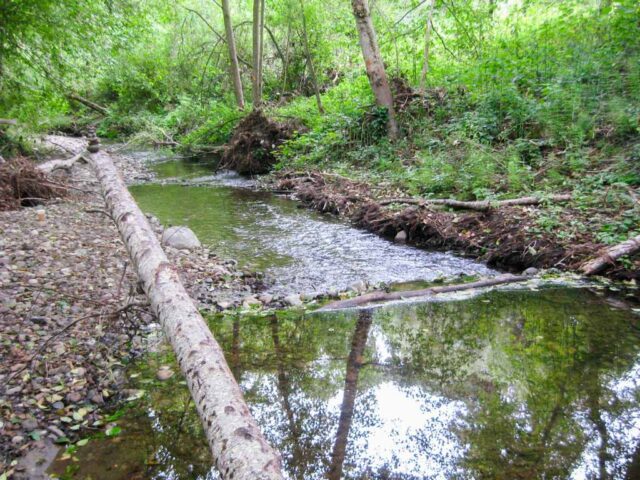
<box><xmin>221</xmin><ymin>0</ymin><xmax>245</xmax><ymax>110</ymax></box>
<box><xmin>67</xmin><ymin>93</ymin><xmax>108</xmax><ymax>115</ymax></box>
<box><xmin>319</xmin><ymin>274</ymin><xmax>528</xmax><ymax>311</ymax></box>
<box><xmin>252</xmin><ymin>0</ymin><xmax>264</xmax><ymax>108</ymax></box>
<box><xmin>419</xmin><ymin>0</ymin><xmax>436</xmax><ymax>93</ymax></box>
<box><xmin>38</xmin><ymin>153</ymin><xmax>87</xmax><ymax>174</ymax></box>
<box><xmin>350</xmin><ymin>0</ymin><xmax>399</xmax><ymax>139</ymax></box>
<box><xmin>299</xmin><ymin>0</ymin><xmax>324</xmax><ymax>113</ymax></box>
<box><xmin>87</xmin><ymin>150</ymin><xmax>283</xmax><ymax>480</ymax></box>
<box><xmin>581</xmin><ymin>233</ymin><xmax>640</xmax><ymax>275</ymax></box>
<box><xmin>378</xmin><ymin>194</ymin><xmax>572</xmax><ymax>211</ymax></box>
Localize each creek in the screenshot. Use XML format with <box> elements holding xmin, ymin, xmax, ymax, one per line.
<box><xmin>49</xmin><ymin>154</ymin><xmax>640</xmax><ymax>480</ymax></box>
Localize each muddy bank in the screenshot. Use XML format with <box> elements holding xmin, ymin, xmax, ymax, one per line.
<box><xmin>0</xmin><ymin>137</ymin><xmax>259</xmax><ymax>477</ymax></box>
<box><xmin>273</xmin><ymin>171</ymin><xmax>639</xmax><ymax>281</ymax></box>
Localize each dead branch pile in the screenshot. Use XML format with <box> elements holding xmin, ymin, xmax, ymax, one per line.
<box><xmin>0</xmin><ymin>157</ymin><xmax>67</xmax><ymax>210</ymax></box>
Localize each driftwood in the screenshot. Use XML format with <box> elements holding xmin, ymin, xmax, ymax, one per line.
<box><xmin>0</xmin><ymin>119</ymin><xmax>17</xmax><ymax>126</ymax></box>
<box><xmin>87</xmin><ymin>150</ymin><xmax>283</xmax><ymax>480</ymax></box>
<box><xmin>38</xmin><ymin>153</ymin><xmax>88</xmax><ymax>173</ymax></box>
<box><xmin>67</xmin><ymin>93</ymin><xmax>109</xmax><ymax>115</ymax></box>
<box><xmin>379</xmin><ymin>194</ymin><xmax>572</xmax><ymax>211</ymax></box>
<box><xmin>319</xmin><ymin>274</ymin><xmax>530</xmax><ymax>311</ymax></box>
<box><xmin>581</xmin><ymin>234</ymin><xmax>640</xmax><ymax>275</ymax></box>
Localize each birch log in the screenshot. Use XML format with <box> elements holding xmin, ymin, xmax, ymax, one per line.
<box><xmin>87</xmin><ymin>151</ymin><xmax>283</xmax><ymax>480</ymax></box>
<box><xmin>378</xmin><ymin>194</ymin><xmax>572</xmax><ymax>211</ymax></box>
<box><xmin>581</xmin><ymin>233</ymin><xmax>640</xmax><ymax>275</ymax></box>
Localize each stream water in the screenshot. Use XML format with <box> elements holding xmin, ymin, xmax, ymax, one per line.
<box><xmin>49</xmin><ymin>155</ymin><xmax>640</xmax><ymax>479</ymax></box>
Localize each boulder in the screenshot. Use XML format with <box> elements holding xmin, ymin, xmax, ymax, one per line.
<box><xmin>394</xmin><ymin>230</ymin><xmax>407</xmax><ymax>244</ymax></box>
<box><xmin>283</xmin><ymin>294</ymin><xmax>303</xmax><ymax>307</ymax></box>
<box><xmin>161</xmin><ymin>226</ymin><xmax>201</xmax><ymax>250</ymax></box>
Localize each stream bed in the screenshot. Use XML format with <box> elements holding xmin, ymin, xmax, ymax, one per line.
<box><xmin>49</xmin><ymin>155</ymin><xmax>640</xmax><ymax>479</ymax></box>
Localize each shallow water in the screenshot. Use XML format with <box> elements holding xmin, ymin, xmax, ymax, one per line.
<box><xmin>48</xmin><ymin>155</ymin><xmax>640</xmax><ymax>479</ymax></box>
<box><xmin>49</xmin><ymin>287</ymin><xmax>640</xmax><ymax>479</ymax></box>
<box><xmin>129</xmin><ymin>159</ymin><xmax>494</xmax><ymax>295</ymax></box>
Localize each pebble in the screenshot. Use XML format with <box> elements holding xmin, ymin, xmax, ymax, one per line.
<box><xmin>283</xmin><ymin>294</ymin><xmax>303</xmax><ymax>307</ymax></box>
<box><xmin>156</xmin><ymin>366</ymin><xmax>175</xmax><ymax>381</ymax></box>
<box><xmin>258</xmin><ymin>293</ymin><xmax>273</xmax><ymax>304</ymax></box>
<box><xmin>394</xmin><ymin>230</ymin><xmax>407</xmax><ymax>244</ymax></box>
<box><xmin>12</xmin><ymin>435</ymin><xmax>24</xmax><ymax>445</ymax></box>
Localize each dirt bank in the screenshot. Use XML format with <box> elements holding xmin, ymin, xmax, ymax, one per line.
<box><xmin>0</xmin><ymin>137</ymin><xmax>260</xmax><ymax>477</ymax></box>
<box><xmin>273</xmin><ymin>171</ymin><xmax>639</xmax><ymax>281</ymax></box>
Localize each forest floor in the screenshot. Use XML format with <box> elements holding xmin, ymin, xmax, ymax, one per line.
<box><xmin>270</xmin><ymin>170</ymin><xmax>640</xmax><ymax>281</ymax></box>
<box><xmin>0</xmin><ymin>137</ymin><xmax>261</xmax><ymax>478</ymax></box>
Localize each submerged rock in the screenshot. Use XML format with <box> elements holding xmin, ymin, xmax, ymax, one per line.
<box><xmin>161</xmin><ymin>226</ymin><xmax>201</xmax><ymax>250</ymax></box>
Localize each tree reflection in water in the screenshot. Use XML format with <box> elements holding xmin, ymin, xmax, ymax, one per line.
<box><xmin>49</xmin><ymin>287</ymin><xmax>640</xmax><ymax>480</ymax></box>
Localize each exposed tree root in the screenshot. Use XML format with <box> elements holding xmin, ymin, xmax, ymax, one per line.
<box><xmin>320</xmin><ymin>274</ymin><xmax>529</xmax><ymax>311</ymax></box>
<box><xmin>0</xmin><ymin>157</ymin><xmax>68</xmax><ymax>210</ymax></box>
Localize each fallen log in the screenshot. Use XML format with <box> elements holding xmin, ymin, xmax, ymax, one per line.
<box><xmin>379</xmin><ymin>194</ymin><xmax>572</xmax><ymax>211</ymax></box>
<box><xmin>67</xmin><ymin>93</ymin><xmax>109</xmax><ymax>115</ymax></box>
<box><xmin>38</xmin><ymin>153</ymin><xmax>87</xmax><ymax>173</ymax></box>
<box><xmin>319</xmin><ymin>274</ymin><xmax>530</xmax><ymax>311</ymax></box>
<box><xmin>581</xmin><ymin>234</ymin><xmax>640</xmax><ymax>276</ymax></box>
<box><xmin>0</xmin><ymin>119</ymin><xmax>17</xmax><ymax>126</ymax></box>
<box><xmin>87</xmin><ymin>150</ymin><xmax>283</xmax><ymax>480</ymax></box>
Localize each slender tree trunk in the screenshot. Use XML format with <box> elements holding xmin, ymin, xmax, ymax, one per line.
<box><xmin>252</xmin><ymin>0</ymin><xmax>264</xmax><ymax>108</ymax></box>
<box><xmin>87</xmin><ymin>150</ymin><xmax>283</xmax><ymax>480</ymax></box>
<box><xmin>419</xmin><ymin>0</ymin><xmax>436</xmax><ymax>93</ymax></box>
<box><xmin>349</xmin><ymin>0</ymin><xmax>398</xmax><ymax>139</ymax></box>
<box><xmin>221</xmin><ymin>0</ymin><xmax>245</xmax><ymax>109</ymax></box>
<box><xmin>67</xmin><ymin>93</ymin><xmax>108</xmax><ymax>115</ymax></box>
<box><xmin>299</xmin><ymin>0</ymin><xmax>324</xmax><ymax>113</ymax></box>
<box><xmin>280</xmin><ymin>22</ymin><xmax>292</xmax><ymax>99</ymax></box>
<box><xmin>327</xmin><ymin>311</ymin><xmax>372</xmax><ymax>480</ymax></box>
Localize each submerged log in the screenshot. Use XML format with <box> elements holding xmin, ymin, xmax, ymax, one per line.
<box><xmin>87</xmin><ymin>150</ymin><xmax>283</xmax><ymax>480</ymax></box>
<box><xmin>379</xmin><ymin>194</ymin><xmax>572</xmax><ymax>211</ymax></box>
<box><xmin>319</xmin><ymin>274</ymin><xmax>529</xmax><ymax>311</ymax></box>
<box><xmin>581</xmin><ymin>234</ymin><xmax>640</xmax><ymax>276</ymax></box>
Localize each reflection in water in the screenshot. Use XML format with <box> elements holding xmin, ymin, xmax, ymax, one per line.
<box><xmin>50</xmin><ymin>288</ymin><xmax>640</xmax><ymax>479</ymax></box>
<box><xmin>328</xmin><ymin>311</ymin><xmax>372</xmax><ymax>480</ymax></box>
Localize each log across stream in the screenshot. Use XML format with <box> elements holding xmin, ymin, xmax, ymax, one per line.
<box><xmin>49</xmin><ymin>153</ymin><xmax>640</xmax><ymax>479</ymax></box>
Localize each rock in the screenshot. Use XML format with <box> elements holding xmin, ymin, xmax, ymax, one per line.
<box><xmin>217</xmin><ymin>301</ymin><xmax>233</xmax><ymax>310</ymax></box>
<box><xmin>22</xmin><ymin>418</ymin><xmax>39</xmax><ymax>431</ymax></box>
<box><xmin>349</xmin><ymin>280</ymin><xmax>367</xmax><ymax>293</ymax></box>
<box><xmin>30</xmin><ymin>316</ymin><xmax>48</xmax><ymax>326</ymax></box>
<box><xmin>394</xmin><ymin>230</ymin><xmax>407</xmax><ymax>244</ymax></box>
<box><xmin>156</xmin><ymin>366</ymin><xmax>174</xmax><ymax>381</ymax></box>
<box><xmin>47</xmin><ymin>425</ymin><xmax>65</xmax><ymax>438</ymax></box>
<box><xmin>283</xmin><ymin>294</ymin><xmax>303</xmax><ymax>307</ymax></box>
<box><xmin>523</xmin><ymin>267</ymin><xmax>539</xmax><ymax>276</ymax></box>
<box><xmin>258</xmin><ymin>293</ymin><xmax>273</xmax><ymax>304</ymax></box>
<box><xmin>51</xmin><ymin>401</ymin><xmax>64</xmax><ymax>410</ymax></box>
<box><xmin>66</xmin><ymin>392</ymin><xmax>82</xmax><ymax>403</ymax></box>
<box><xmin>242</xmin><ymin>296</ymin><xmax>261</xmax><ymax>308</ymax></box>
<box><xmin>161</xmin><ymin>226</ymin><xmax>201</xmax><ymax>250</ymax></box>
<box><xmin>301</xmin><ymin>292</ymin><xmax>316</xmax><ymax>301</ymax></box>
<box><xmin>12</xmin><ymin>435</ymin><xmax>25</xmax><ymax>445</ymax></box>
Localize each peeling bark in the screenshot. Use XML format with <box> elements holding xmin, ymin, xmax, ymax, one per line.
<box><xmin>38</xmin><ymin>153</ymin><xmax>87</xmax><ymax>174</ymax></box>
<box><xmin>87</xmin><ymin>151</ymin><xmax>283</xmax><ymax>480</ymax></box>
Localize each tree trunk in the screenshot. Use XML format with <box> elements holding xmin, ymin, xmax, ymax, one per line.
<box><xmin>221</xmin><ymin>0</ymin><xmax>245</xmax><ymax>110</ymax></box>
<box><xmin>87</xmin><ymin>150</ymin><xmax>283</xmax><ymax>480</ymax></box>
<box><xmin>581</xmin><ymin>233</ymin><xmax>640</xmax><ymax>275</ymax></box>
<box><xmin>378</xmin><ymin>194</ymin><xmax>573</xmax><ymax>211</ymax></box>
<box><xmin>67</xmin><ymin>93</ymin><xmax>108</xmax><ymax>115</ymax></box>
<box><xmin>299</xmin><ymin>0</ymin><xmax>324</xmax><ymax>113</ymax></box>
<box><xmin>252</xmin><ymin>0</ymin><xmax>264</xmax><ymax>108</ymax></box>
<box><xmin>350</xmin><ymin>0</ymin><xmax>399</xmax><ymax>139</ymax></box>
<box><xmin>419</xmin><ymin>0</ymin><xmax>435</xmax><ymax>93</ymax></box>
<box><xmin>320</xmin><ymin>274</ymin><xmax>528</xmax><ymax>311</ymax></box>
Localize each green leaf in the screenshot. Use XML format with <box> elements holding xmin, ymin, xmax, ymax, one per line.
<box><xmin>77</xmin><ymin>438</ymin><xmax>89</xmax><ymax>446</ymax></box>
<box><xmin>105</xmin><ymin>426</ymin><xmax>122</xmax><ymax>437</ymax></box>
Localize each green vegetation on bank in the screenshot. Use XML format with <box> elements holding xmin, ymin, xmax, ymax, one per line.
<box><xmin>1</xmin><ymin>0</ymin><xmax>638</xmax><ymax>246</ymax></box>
